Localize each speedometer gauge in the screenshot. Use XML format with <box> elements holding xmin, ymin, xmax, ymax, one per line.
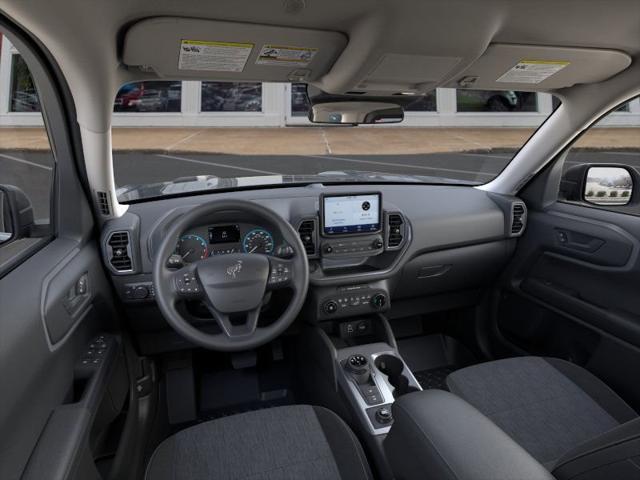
<box><xmin>242</xmin><ymin>229</ymin><xmax>274</xmax><ymax>254</ymax></box>
<box><xmin>176</xmin><ymin>234</ymin><xmax>208</xmax><ymax>263</ymax></box>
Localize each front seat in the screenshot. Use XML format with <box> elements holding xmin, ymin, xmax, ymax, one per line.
<box><xmin>446</xmin><ymin>356</ymin><xmax>640</xmax><ymax>476</ymax></box>
<box><xmin>145</xmin><ymin>405</ymin><xmax>373</xmax><ymax>480</ymax></box>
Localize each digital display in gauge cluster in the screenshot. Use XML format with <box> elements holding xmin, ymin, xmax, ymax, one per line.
<box><xmin>176</xmin><ymin>224</ymin><xmax>277</xmax><ymax>261</ymax></box>
<box><xmin>208</xmin><ymin>225</ymin><xmax>241</xmax><ymax>244</ymax></box>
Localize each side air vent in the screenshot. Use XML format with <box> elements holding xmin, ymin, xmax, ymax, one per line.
<box><xmin>386</xmin><ymin>212</ymin><xmax>406</xmax><ymax>250</ymax></box>
<box><xmin>298</xmin><ymin>219</ymin><xmax>317</xmax><ymax>257</ymax></box>
<box><xmin>510</xmin><ymin>203</ymin><xmax>527</xmax><ymax>236</ymax></box>
<box><xmin>107</xmin><ymin>231</ymin><xmax>133</xmax><ymax>272</ymax></box>
<box><xmin>96</xmin><ymin>191</ymin><xmax>111</xmax><ymax>216</ymax></box>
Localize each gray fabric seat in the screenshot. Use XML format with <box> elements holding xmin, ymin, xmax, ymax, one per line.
<box><xmin>146</xmin><ymin>405</ymin><xmax>373</xmax><ymax>480</ymax></box>
<box><xmin>446</xmin><ymin>356</ymin><xmax>638</xmax><ymax>469</ymax></box>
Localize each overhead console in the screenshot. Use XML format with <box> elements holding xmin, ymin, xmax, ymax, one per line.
<box><xmin>122</xmin><ymin>17</ymin><xmax>347</xmax><ymax>83</ymax></box>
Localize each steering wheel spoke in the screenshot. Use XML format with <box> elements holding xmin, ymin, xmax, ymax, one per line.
<box><xmin>204</xmin><ymin>303</ymin><xmax>261</xmax><ymax>338</ymax></box>
<box><xmin>267</xmin><ymin>257</ymin><xmax>295</xmax><ymax>290</ymax></box>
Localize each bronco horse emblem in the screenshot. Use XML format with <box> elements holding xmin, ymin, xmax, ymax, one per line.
<box><xmin>225</xmin><ymin>260</ymin><xmax>243</xmax><ymax>279</ymax></box>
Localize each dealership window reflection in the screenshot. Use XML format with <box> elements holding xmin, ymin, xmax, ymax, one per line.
<box><xmin>10</xmin><ymin>54</ymin><xmax>41</xmax><ymax>112</ymax></box>
<box><xmin>114</xmin><ymin>81</ymin><xmax>182</xmax><ymax>113</ymax></box>
<box><xmin>457</xmin><ymin>90</ymin><xmax>537</xmax><ymax>112</ymax></box>
<box><xmin>201</xmin><ymin>82</ymin><xmax>262</xmax><ymax>112</ymax></box>
<box><xmin>290</xmin><ymin>83</ymin><xmax>437</xmax><ymax>117</ymax></box>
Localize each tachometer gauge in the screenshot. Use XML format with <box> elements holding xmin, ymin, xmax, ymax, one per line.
<box><xmin>176</xmin><ymin>234</ymin><xmax>208</xmax><ymax>263</ymax></box>
<box><xmin>242</xmin><ymin>229</ymin><xmax>274</xmax><ymax>254</ymax></box>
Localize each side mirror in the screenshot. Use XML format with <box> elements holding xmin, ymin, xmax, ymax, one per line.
<box><xmin>0</xmin><ymin>185</ymin><xmax>34</xmax><ymax>245</ymax></box>
<box><xmin>584</xmin><ymin>166</ymin><xmax>633</xmax><ymax>206</ymax></box>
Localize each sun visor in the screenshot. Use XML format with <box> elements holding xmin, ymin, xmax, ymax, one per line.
<box><xmin>122</xmin><ymin>17</ymin><xmax>347</xmax><ymax>82</ymax></box>
<box><xmin>444</xmin><ymin>44</ymin><xmax>631</xmax><ymax>91</ymax></box>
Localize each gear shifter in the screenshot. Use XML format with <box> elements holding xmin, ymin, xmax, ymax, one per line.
<box><xmin>345</xmin><ymin>354</ymin><xmax>371</xmax><ymax>385</ymax></box>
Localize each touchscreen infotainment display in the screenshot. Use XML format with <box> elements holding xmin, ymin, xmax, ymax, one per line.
<box><xmin>322</xmin><ymin>193</ymin><xmax>381</xmax><ymax>235</ymax></box>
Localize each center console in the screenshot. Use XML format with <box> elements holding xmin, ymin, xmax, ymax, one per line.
<box><xmin>301</xmin><ymin>319</ymin><xmax>423</xmax><ymax>479</ymax></box>
<box><xmin>337</xmin><ymin>344</ymin><xmax>422</xmax><ymax>435</ymax></box>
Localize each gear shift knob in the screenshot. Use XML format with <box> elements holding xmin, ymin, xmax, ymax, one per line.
<box><xmin>345</xmin><ymin>354</ymin><xmax>371</xmax><ymax>384</ymax></box>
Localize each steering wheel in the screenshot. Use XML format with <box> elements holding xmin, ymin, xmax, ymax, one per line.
<box><xmin>152</xmin><ymin>199</ymin><xmax>309</xmax><ymax>351</ymax></box>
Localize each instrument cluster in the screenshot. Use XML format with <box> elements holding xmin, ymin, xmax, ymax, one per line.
<box><xmin>173</xmin><ymin>223</ymin><xmax>277</xmax><ymax>264</ymax></box>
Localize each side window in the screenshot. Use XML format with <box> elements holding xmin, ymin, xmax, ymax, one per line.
<box><xmin>558</xmin><ymin>97</ymin><xmax>640</xmax><ymax>215</ymax></box>
<box><xmin>0</xmin><ymin>34</ymin><xmax>55</xmax><ymax>256</ymax></box>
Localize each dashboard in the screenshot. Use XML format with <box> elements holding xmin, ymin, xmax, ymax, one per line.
<box><xmin>100</xmin><ymin>184</ymin><xmax>526</xmax><ymax>354</ymax></box>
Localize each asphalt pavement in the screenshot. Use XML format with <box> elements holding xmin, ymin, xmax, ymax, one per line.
<box><xmin>2</xmin><ymin>149</ymin><xmax>640</xmax><ymax>220</ymax></box>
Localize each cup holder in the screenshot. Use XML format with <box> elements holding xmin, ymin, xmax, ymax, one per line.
<box><xmin>374</xmin><ymin>354</ymin><xmax>420</xmax><ymax>398</ymax></box>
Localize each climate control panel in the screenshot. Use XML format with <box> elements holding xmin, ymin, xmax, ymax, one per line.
<box><xmin>319</xmin><ymin>285</ymin><xmax>389</xmax><ymax>320</ymax></box>
<box><xmin>320</xmin><ymin>234</ymin><xmax>384</xmax><ymax>258</ymax></box>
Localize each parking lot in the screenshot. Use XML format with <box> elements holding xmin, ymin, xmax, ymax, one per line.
<box><xmin>1</xmin><ymin>127</ymin><xmax>639</xmax><ymax>219</ymax></box>
<box><xmin>3</xmin><ymin>149</ymin><xmax>640</xmax><ymax>220</ymax></box>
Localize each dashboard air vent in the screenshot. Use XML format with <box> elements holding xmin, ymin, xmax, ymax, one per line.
<box><xmin>387</xmin><ymin>213</ymin><xmax>405</xmax><ymax>249</ymax></box>
<box><xmin>96</xmin><ymin>191</ymin><xmax>111</xmax><ymax>216</ymax></box>
<box><xmin>511</xmin><ymin>203</ymin><xmax>527</xmax><ymax>236</ymax></box>
<box><xmin>107</xmin><ymin>231</ymin><xmax>133</xmax><ymax>272</ymax></box>
<box><xmin>298</xmin><ymin>219</ymin><xmax>317</xmax><ymax>256</ymax></box>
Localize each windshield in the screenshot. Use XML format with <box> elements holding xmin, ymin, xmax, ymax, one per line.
<box><xmin>112</xmin><ymin>82</ymin><xmax>558</xmax><ymax>202</ymax></box>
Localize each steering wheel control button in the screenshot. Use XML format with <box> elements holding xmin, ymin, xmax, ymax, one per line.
<box><xmin>175</xmin><ymin>272</ymin><xmax>201</xmax><ymax>296</ymax></box>
<box><xmin>268</xmin><ymin>261</ymin><xmax>291</xmax><ymax>286</ymax></box>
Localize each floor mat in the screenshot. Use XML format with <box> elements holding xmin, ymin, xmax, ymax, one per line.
<box><xmin>413</xmin><ymin>365</ymin><xmax>457</xmax><ymax>390</ymax></box>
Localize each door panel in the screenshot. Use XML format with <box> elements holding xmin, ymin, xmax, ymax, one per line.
<box><xmin>0</xmin><ymin>238</ymin><xmax>122</xmax><ymax>479</ymax></box>
<box><xmin>496</xmin><ymin>201</ymin><xmax>640</xmax><ymax>411</ymax></box>
<box><xmin>0</xmin><ymin>23</ymin><xmax>128</xmax><ymax>480</ymax></box>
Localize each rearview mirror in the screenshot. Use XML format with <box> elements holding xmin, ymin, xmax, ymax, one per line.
<box><xmin>0</xmin><ymin>185</ymin><xmax>34</xmax><ymax>245</ymax></box>
<box><xmin>584</xmin><ymin>166</ymin><xmax>633</xmax><ymax>206</ymax></box>
<box><xmin>309</xmin><ymin>102</ymin><xmax>404</xmax><ymax>125</ymax></box>
<box><xmin>305</xmin><ymin>85</ymin><xmax>405</xmax><ymax>125</ymax></box>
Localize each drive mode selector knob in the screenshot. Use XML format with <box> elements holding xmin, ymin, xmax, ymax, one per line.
<box><xmin>345</xmin><ymin>354</ymin><xmax>370</xmax><ymax>384</ymax></box>
<box><xmin>371</xmin><ymin>293</ymin><xmax>387</xmax><ymax>309</ymax></box>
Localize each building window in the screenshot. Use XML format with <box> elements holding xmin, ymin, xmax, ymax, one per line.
<box><xmin>201</xmin><ymin>82</ymin><xmax>262</xmax><ymax>112</ymax></box>
<box><xmin>291</xmin><ymin>83</ymin><xmax>310</xmax><ymax>117</ymax></box>
<box><xmin>457</xmin><ymin>90</ymin><xmax>537</xmax><ymax>112</ymax></box>
<box><xmin>9</xmin><ymin>54</ymin><xmax>41</xmax><ymax>112</ymax></box>
<box><xmin>114</xmin><ymin>81</ymin><xmax>181</xmax><ymax>113</ymax></box>
<box><xmin>404</xmin><ymin>92</ymin><xmax>437</xmax><ymax>112</ymax></box>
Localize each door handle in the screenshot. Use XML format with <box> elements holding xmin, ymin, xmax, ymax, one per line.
<box><xmin>555</xmin><ymin>229</ymin><xmax>605</xmax><ymax>253</ymax></box>
<box><xmin>64</xmin><ymin>272</ymin><xmax>90</xmax><ymax>316</ymax></box>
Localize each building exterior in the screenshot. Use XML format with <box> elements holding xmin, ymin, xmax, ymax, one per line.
<box><xmin>1</xmin><ymin>37</ymin><xmax>639</xmax><ymax>128</ymax></box>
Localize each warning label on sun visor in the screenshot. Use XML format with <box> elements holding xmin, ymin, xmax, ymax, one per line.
<box><xmin>178</xmin><ymin>40</ymin><xmax>253</xmax><ymax>72</ymax></box>
<box><xmin>256</xmin><ymin>45</ymin><xmax>318</xmax><ymax>67</ymax></box>
<box><xmin>496</xmin><ymin>60</ymin><xmax>570</xmax><ymax>84</ymax></box>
